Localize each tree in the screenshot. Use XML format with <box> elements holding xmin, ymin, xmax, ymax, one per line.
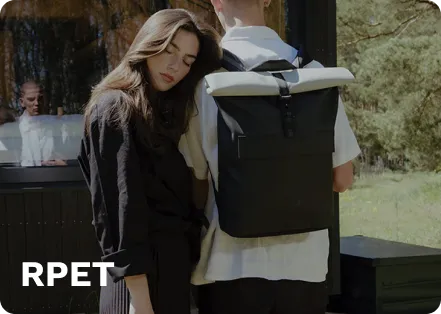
<box><xmin>337</xmin><ymin>0</ymin><xmax>441</xmax><ymax>170</ymax></box>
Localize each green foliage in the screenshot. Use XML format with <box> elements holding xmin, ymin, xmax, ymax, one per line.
<box><xmin>340</xmin><ymin>172</ymin><xmax>441</xmax><ymax>249</ymax></box>
<box><xmin>337</xmin><ymin>0</ymin><xmax>441</xmax><ymax>171</ymax></box>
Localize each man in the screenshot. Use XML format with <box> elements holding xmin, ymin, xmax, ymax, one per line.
<box><xmin>19</xmin><ymin>81</ymin><xmax>45</xmax><ymax>117</ymax></box>
<box><xmin>183</xmin><ymin>1</ymin><xmax>361</xmax><ymax>313</ymax></box>
<box><xmin>18</xmin><ymin>81</ymin><xmax>66</xmax><ymax>166</ymax></box>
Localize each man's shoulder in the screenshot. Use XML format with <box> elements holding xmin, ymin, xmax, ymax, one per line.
<box><xmin>222</xmin><ymin>38</ymin><xmax>297</xmax><ymax>67</ymax></box>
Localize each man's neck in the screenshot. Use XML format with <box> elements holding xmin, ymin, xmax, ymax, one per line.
<box><xmin>223</xmin><ymin>10</ymin><xmax>266</xmax><ymax>32</ymax></box>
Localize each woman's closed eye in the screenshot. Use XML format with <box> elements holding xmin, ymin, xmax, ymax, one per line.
<box><xmin>165</xmin><ymin>51</ymin><xmax>191</xmax><ymax>67</ymax></box>
<box><xmin>183</xmin><ymin>57</ymin><xmax>195</xmax><ymax>67</ymax></box>
<box><xmin>165</xmin><ymin>44</ymin><xmax>177</xmax><ymax>54</ymax></box>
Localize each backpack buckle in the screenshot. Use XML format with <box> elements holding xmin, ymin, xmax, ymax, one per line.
<box><xmin>279</xmin><ymin>94</ymin><xmax>292</xmax><ymax>101</ymax></box>
<box><xmin>272</xmin><ymin>73</ymin><xmax>295</xmax><ymax>138</ymax></box>
<box><xmin>278</xmin><ymin>95</ymin><xmax>295</xmax><ymax>138</ymax></box>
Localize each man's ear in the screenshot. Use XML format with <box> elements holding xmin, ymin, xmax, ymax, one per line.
<box><xmin>210</xmin><ymin>0</ymin><xmax>223</xmax><ymax>12</ymax></box>
<box><xmin>19</xmin><ymin>98</ymin><xmax>25</xmax><ymax>108</ymax></box>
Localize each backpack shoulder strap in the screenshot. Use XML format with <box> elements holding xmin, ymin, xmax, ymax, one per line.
<box><xmin>232</xmin><ymin>45</ymin><xmax>313</xmax><ymax>72</ymax></box>
<box><xmin>221</xmin><ymin>45</ymin><xmax>313</xmax><ymax>71</ymax></box>
<box><xmin>221</xmin><ymin>48</ymin><xmax>247</xmax><ymax>72</ymax></box>
<box><xmin>250</xmin><ymin>59</ymin><xmax>296</xmax><ymax>72</ymax></box>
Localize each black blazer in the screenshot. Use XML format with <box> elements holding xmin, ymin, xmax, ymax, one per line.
<box><xmin>78</xmin><ymin>91</ymin><xmax>198</xmax><ymax>283</ymax></box>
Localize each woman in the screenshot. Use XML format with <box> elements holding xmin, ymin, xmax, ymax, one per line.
<box><xmin>77</xmin><ymin>9</ymin><xmax>221</xmax><ymax>314</ymax></box>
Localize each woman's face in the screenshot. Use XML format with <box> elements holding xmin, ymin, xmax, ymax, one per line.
<box><xmin>147</xmin><ymin>29</ymin><xmax>200</xmax><ymax>92</ymax></box>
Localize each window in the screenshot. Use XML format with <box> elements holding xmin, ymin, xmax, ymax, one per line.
<box><xmin>336</xmin><ymin>0</ymin><xmax>441</xmax><ymax>251</ymax></box>
<box><xmin>0</xmin><ymin>0</ymin><xmax>166</xmax><ymax>184</ymax></box>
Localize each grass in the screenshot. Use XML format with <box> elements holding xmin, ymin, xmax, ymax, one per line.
<box><xmin>340</xmin><ymin>171</ymin><xmax>441</xmax><ymax>249</ymax></box>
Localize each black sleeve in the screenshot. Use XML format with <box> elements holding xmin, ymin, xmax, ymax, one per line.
<box><xmin>79</xmin><ymin>94</ymin><xmax>153</xmax><ymax>283</ymax></box>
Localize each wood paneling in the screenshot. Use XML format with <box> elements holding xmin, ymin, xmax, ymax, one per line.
<box><xmin>168</xmin><ymin>0</ymin><xmax>286</xmax><ymax>40</ymax></box>
<box><xmin>0</xmin><ymin>31</ymin><xmax>15</xmax><ymax>105</ymax></box>
<box><xmin>169</xmin><ymin>0</ymin><xmax>223</xmax><ymax>34</ymax></box>
<box><xmin>0</xmin><ymin>187</ymin><xmax>101</xmax><ymax>314</ymax></box>
<box><xmin>265</xmin><ymin>0</ymin><xmax>286</xmax><ymax>41</ymax></box>
<box><xmin>1</xmin><ymin>0</ymin><xmax>146</xmax><ymax>19</ymax></box>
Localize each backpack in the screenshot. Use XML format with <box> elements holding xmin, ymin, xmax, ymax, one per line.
<box><xmin>204</xmin><ymin>47</ymin><xmax>355</xmax><ymax>238</ymax></box>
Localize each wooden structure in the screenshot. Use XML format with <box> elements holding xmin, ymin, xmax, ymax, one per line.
<box><xmin>168</xmin><ymin>0</ymin><xmax>286</xmax><ymax>39</ymax></box>
<box><xmin>286</xmin><ymin>0</ymin><xmax>341</xmax><ymax>296</ymax></box>
<box><xmin>0</xmin><ymin>186</ymin><xmax>102</xmax><ymax>313</ymax></box>
<box><xmin>331</xmin><ymin>236</ymin><xmax>441</xmax><ymax>314</ymax></box>
<box><xmin>0</xmin><ymin>0</ymin><xmax>339</xmax><ymax>312</ymax></box>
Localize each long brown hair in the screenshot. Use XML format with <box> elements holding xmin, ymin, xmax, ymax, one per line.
<box><xmin>84</xmin><ymin>9</ymin><xmax>221</xmax><ymax>146</ymax></box>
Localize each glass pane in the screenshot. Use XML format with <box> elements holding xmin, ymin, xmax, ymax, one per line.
<box><xmin>336</xmin><ymin>0</ymin><xmax>441</xmax><ymax>249</ymax></box>
<box><xmin>0</xmin><ymin>0</ymin><xmax>164</xmax><ymax>168</ymax></box>
<box><xmin>0</xmin><ymin>0</ymin><xmax>284</xmax><ymax>169</ymax></box>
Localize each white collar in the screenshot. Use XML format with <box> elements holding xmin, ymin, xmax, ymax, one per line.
<box><xmin>221</xmin><ymin>26</ymin><xmax>281</xmax><ymax>43</ymax></box>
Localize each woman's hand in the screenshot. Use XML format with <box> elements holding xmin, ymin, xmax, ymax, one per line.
<box><xmin>125</xmin><ymin>275</ymin><xmax>155</xmax><ymax>314</ymax></box>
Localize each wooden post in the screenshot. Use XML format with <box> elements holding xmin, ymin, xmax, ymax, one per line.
<box><xmin>285</xmin><ymin>0</ymin><xmax>337</xmax><ymax>67</ymax></box>
<box><xmin>285</xmin><ymin>0</ymin><xmax>341</xmax><ymax>296</ymax></box>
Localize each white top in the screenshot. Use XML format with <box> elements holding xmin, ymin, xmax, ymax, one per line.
<box><xmin>180</xmin><ymin>26</ymin><xmax>361</xmax><ymax>285</ymax></box>
<box><xmin>19</xmin><ymin>111</ymin><xmax>55</xmax><ymax>166</ymax></box>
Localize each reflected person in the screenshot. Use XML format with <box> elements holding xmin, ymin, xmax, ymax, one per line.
<box><xmin>18</xmin><ymin>81</ymin><xmax>66</xmax><ymax>166</ymax></box>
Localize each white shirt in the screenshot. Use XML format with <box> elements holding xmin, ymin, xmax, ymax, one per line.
<box><xmin>181</xmin><ymin>26</ymin><xmax>361</xmax><ymax>285</ymax></box>
<box><xmin>19</xmin><ymin>111</ymin><xmax>55</xmax><ymax>167</ymax></box>
<box><xmin>16</xmin><ymin>112</ymin><xmax>83</xmax><ymax>166</ymax></box>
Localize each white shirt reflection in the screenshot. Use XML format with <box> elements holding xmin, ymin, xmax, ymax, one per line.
<box><xmin>19</xmin><ymin>110</ymin><xmax>55</xmax><ymax>166</ymax></box>
<box><xmin>0</xmin><ymin>111</ymin><xmax>84</xmax><ymax>167</ymax></box>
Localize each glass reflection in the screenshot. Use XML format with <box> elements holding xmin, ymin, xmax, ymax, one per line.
<box><xmin>0</xmin><ymin>0</ymin><xmax>169</xmax><ymax>168</ymax></box>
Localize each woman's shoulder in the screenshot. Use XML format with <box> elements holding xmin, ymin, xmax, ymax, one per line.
<box><xmin>89</xmin><ymin>90</ymin><xmax>126</xmax><ymax>124</ymax></box>
<box><xmin>94</xmin><ymin>90</ymin><xmax>124</xmax><ymax>114</ymax></box>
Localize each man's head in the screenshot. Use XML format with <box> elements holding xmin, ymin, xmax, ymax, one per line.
<box><xmin>19</xmin><ymin>81</ymin><xmax>43</xmax><ymax>116</ymax></box>
<box><xmin>210</xmin><ymin>0</ymin><xmax>271</xmax><ymax>31</ymax></box>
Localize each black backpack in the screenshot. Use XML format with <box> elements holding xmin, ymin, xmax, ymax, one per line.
<box><xmin>205</xmin><ymin>47</ymin><xmax>354</xmax><ymax>238</ymax></box>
